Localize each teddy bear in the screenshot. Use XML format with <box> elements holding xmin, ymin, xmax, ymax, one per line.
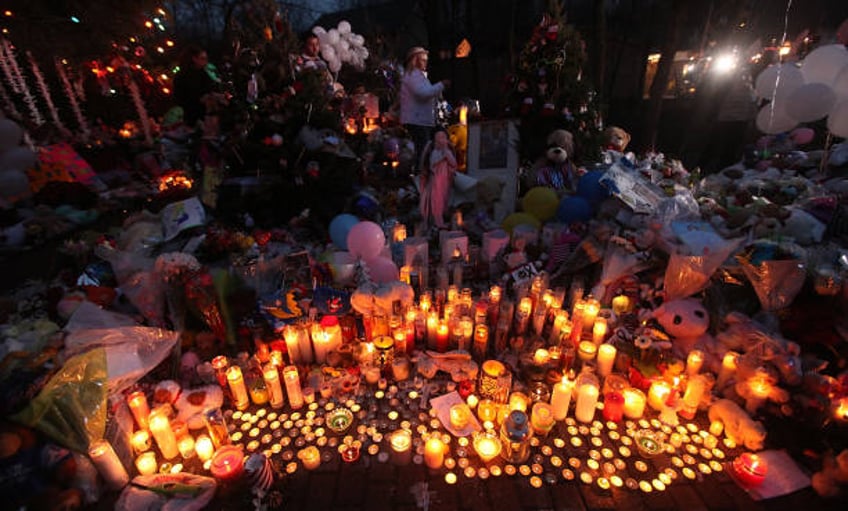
<box><xmin>812</xmin><ymin>449</ymin><xmax>848</xmax><ymax>498</ymax></box>
<box><xmin>526</xmin><ymin>129</ymin><xmax>578</xmax><ymax>192</ymax></box>
<box><xmin>649</xmin><ymin>298</ymin><xmax>714</xmax><ymax>360</ymax></box>
<box><xmin>707</xmin><ymin>398</ymin><xmax>767</xmax><ymax>451</ymax></box>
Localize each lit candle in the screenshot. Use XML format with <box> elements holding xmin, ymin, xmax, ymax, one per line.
<box><xmin>732</xmin><ymin>453</ymin><xmax>767</xmax><ymax>486</ymax></box>
<box><xmin>390</xmin><ymin>429</ymin><xmax>412</xmax><ymax>465</ymax></box>
<box><xmin>530</xmin><ymin>402</ymin><xmax>555</xmax><ymax>436</ymax></box>
<box><xmin>582</xmin><ymin>297</ymin><xmax>600</xmax><ymax>331</ymax></box>
<box><xmin>716</xmin><ymin>351</ymin><xmax>739</xmax><ymax>388</ymax></box>
<box><xmin>311</xmin><ymin>325</ymin><xmax>332</xmax><ymax>364</ymax></box>
<box><xmin>745</xmin><ymin>373</ymin><xmax>772</xmax><ymax>414</ymax></box>
<box><xmin>131</xmin><ymin>430</ymin><xmax>151</xmax><ymax>454</ymax></box>
<box><xmin>283</xmin><ymin>325</ymin><xmax>303</xmax><ymax>364</ymax></box>
<box><xmin>549</xmin><ymin>310</ymin><xmax>569</xmax><ymax>345</ymax></box>
<box><xmin>364</xmin><ymin>364</ymin><xmax>381</xmax><ymax>385</ymax></box>
<box><xmin>211</xmin><ymin>356</ymin><xmax>229</xmax><ymax>388</ymax></box>
<box><xmin>596</xmin><ymin>344</ymin><xmax>616</xmax><ymax>378</ymax></box>
<box><xmin>709</xmin><ymin>420</ymin><xmax>724</xmax><ymax>437</ymax></box>
<box><xmin>681</xmin><ymin>374</ymin><xmax>707</xmax><ymax>419</ymax></box>
<box><xmin>575</xmin><ymin>380</ymin><xmax>599</xmax><ymax>423</ymax></box>
<box><xmin>283</xmin><ymin>365</ymin><xmax>304</xmax><ymax>410</ymax></box>
<box><xmin>834</xmin><ymin>397</ymin><xmax>848</xmax><ymax>422</ymax></box>
<box><xmin>592</xmin><ymin>317</ymin><xmax>608</xmax><ymax>346</ymax></box>
<box><xmin>551</xmin><ymin>376</ymin><xmax>574</xmax><ymax>421</ymax></box>
<box><xmin>515</xmin><ymin>297</ymin><xmax>532</xmax><ymax>335</ymax></box>
<box><xmin>533</xmin><ymin>348</ymin><xmax>551</xmax><ymax>366</ymax></box>
<box><xmin>466</xmin><ymin>394</ymin><xmax>479</xmax><ymax>409</ymax></box>
<box><xmin>210</xmin><ymin>445</ymin><xmax>245</xmax><ymax>482</ymax></box>
<box><xmin>298</xmin><ymin>446</ymin><xmax>321</xmax><ymax>470</ymax></box>
<box><xmin>472</xmin><ymin>428</ymin><xmax>501</xmax><ymax>463</ymax></box>
<box><xmin>611</xmin><ymin>295</ymin><xmax>630</xmax><ymax>315</ymax></box>
<box><xmin>450</xmin><ymin>404</ymin><xmax>471</xmax><ymax>430</ymax></box>
<box><xmin>195</xmin><ymin>435</ymin><xmax>214</xmax><ymax>462</ymax></box>
<box><xmin>426</xmin><ymin>311</ymin><xmax>439</xmax><ymax>350</ymax></box>
<box><xmin>127</xmin><ymin>391</ymin><xmax>151</xmax><ymax>431</ymax></box>
<box><xmin>459</xmin><ymin>316</ymin><xmax>474</xmax><ymax>351</ymax></box>
<box><xmin>226</xmin><ymin>366</ymin><xmax>249</xmax><ymax>411</ymax></box>
<box><xmin>473</xmin><ymin>324</ymin><xmax>489</xmax><ymax>361</ymax></box>
<box><xmin>399</xmin><ymin>265</ymin><xmax>411</xmax><ymax>285</ymax></box>
<box><xmin>602</xmin><ymin>391</ymin><xmax>625</xmax><ymax>422</ymax></box>
<box><xmin>436</xmin><ymin>321</ymin><xmax>449</xmax><ymax>353</ymax></box>
<box><xmin>391</xmin><ymin>356</ymin><xmax>411</xmax><ymax>381</ymax></box>
<box><xmin>648</xmin><ymin>380</ymin><xmax>673</xmax><ymax>411</ymax></box>
<box><xmin>477</xmin><ymin>399</ymin><xmax>498</xmax><ymax>423</ymax></box>
<box><xmin>577</xmin><ymin>341</ymin><xmax>597</xmax><ymax>362</ymax></box>
<box><xmin>508</xmin><ymin>392</ymin><xmax>530</xmax><ymax>413</ymax></box>
<box><xmin>149</xmin><ymin>408</ymin><xmax>179</xmax><ymax>459</ymax></box>
<box><xmin>178</xmin><ymin>435</ymin><xmax>195</xmax><ymax>459</ymax></box>
<box><xmin>263</xmin><ymin>364</ymin><xmax>285</xmax><ymax>409</ymax></box>
<box><xmin>622</xmin><ymin>388</ymin><xmax>646</xmax><ymax>419</ymax></box>
<box><xmin>686</xmin><ymin>350</ymin><xmax>704</xmax><ymax>376</ymax></box>
<box><xmin>424</xmin><ymin>437</ymin><xmax>445</xmax><ymax>469</ymax></box>
<box><xmin>88</xmin><ymin>439</ymin><xmax>129</xmax><ymax>489</ymax></box>
<box><xmin>135</xmin><ymin>452</ymin><xmax>157</xmax><ymax>476</ymax></box>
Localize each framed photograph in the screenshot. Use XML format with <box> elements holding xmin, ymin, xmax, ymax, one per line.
<box><xmin>467</xmin><ymin>119</ymin><xmax>519</xmax><ymax>223</ymax></box>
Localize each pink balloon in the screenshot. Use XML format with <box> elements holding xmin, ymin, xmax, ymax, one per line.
<box><xmin>790</xmin><ymin>127</ymin><xmax>814</xmax><ymax>145</ymax></box>
<box><xmin>365</xmin><ymin>256</ymin><xmax>399</xmax><ymax>284</ymax></box>
<box><xmin>346</xmin><ymin>221</ymin><xmax>386</xmax><ymax>261</ymax></box>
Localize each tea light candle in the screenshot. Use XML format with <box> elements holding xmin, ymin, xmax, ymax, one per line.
<box><xmin>298</xmin><ymin>446</ymin><xmax>321</xmax><ymax>470</ymax></box>
<box><xmin>88</xmin><ymin>439</ymin><xmax>129</xmax><ymax>489</ymax></box>
<box><xmin>149</xmin><ymin>409</ymin><xmax>179</xmax><ymax>460</ymax></box>
<box><xmin>477</xmin><ymin>399</ymin><xmax>498</xmax><ymax>423</ymax></box>
<box><xmin>472</xmin><ymin>429</ymin><xmax>501</xmax><ymax>463</ymax></box>
<box><xmin>596</xmin><ymin>344</ymin><xmax>616</xmax><ymax>378</ymax></box>
<box><xmin>551</xmin><ymin>377</ymin><xmax>575</xmax><ymax>421</ymax></box>
<box><xmin>210</xmin><ymin>445</ymin><xmax>245</xmax><ymax>482</ymax></box>
<box><xmin>533</xmin><ymin>348</ymin><xmax>551</xmax><ymax>366</ymax></box>
<box><xmin>135</xmin><ymin>452</ymin><xmax>157</xmax><ymax>476</ymax></box>
<box><xmin>732</xmin><ymin>453</ymin><xmax>767</xmax><ymax>486</ymax></box>
<box><xmin>424</xmin><ymin>437</ymin><xmax>445</xmax><ymax>469</ymax></box>
<box><xmin>611</xmin><ymin>295</ymin><xmax>630</xmax><ymax>315</ymax></box>
<box><xmin>195</xmin><ymin>435</ymin><xmax>214</xmax><ymax>462</ymax></box>
<box><xmin>466</xmin><ymin>394</ymin><xmax>479</xmax><ymax>409</ymax></box>
<box><xmin>686</xmin><ymin>350</ymin><xmax>704</xmax><ymax>376</ymax></box>
<box><xmin>709</xmin><ymin>420</ymin><xmax>724</xmax><ymax>437</ymax></box>
<box><xmin>131</xmin><ymin>430</ymin><xmax>151</xmax><ymax>454</ymax></box>
<box><xmin>262</xmin><ymin>364</ymin><xmax>285</xmax><ymax>409</ymax></box>
<box><xmin>622</xmin><ymin>388</ymin><xmax>646</xmax><ymax>419</ymax></box>
<box><xmin>592</xmin><ymin>318</ymin><xmax>608</xmax><ymax>345</ymax></box>
<box><xmin>226</xmin><ymin>366</ymin><xmax>250</xmax><ymax>411</ymax></box>
<box><xmin>390</xmin><ymin>429</ymin><xmax>412</xmax><ymax>465</ymax></box>
<box><xmin>127</xmin><ymin>391</ymin><xmax>151</xmax><ymax>430</ymax></box>
<box><xmin>450</xmin><ymin>404</ymin><xmax>471</xmax><ymax>430</ymax></box>
<box><xmin>178</xmin><ymin>435</ymin><xmax>196</xmax><ymax>459</ymax></box>
<box><xmin>716</xmin><ymin>351</ymin><xmax>739</xmax><ymax>388</ymax></box>
<box><xmin>575</xmin><ymin>381</ymin><xmax>599</xmax><ymax>423</ymax></box>
<box><xmin>648</xmin><ymin>380</ymin><xmax>673</xmax><ymax>411</ymax></box>
<box><xmin>283</xmin><ymin>365</ymin><xmax>304</xmax><ymax>410</ymax></box>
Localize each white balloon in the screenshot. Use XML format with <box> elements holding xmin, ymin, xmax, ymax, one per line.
<box><xmin>756</xmin><ymin>103</ymin><xmax>797</xmax><ymax>134</ymax></box>
<box><xmin>352</xmin><ymin>34</ymin><xmax>365</xmax><ymax>47</ymax></box>
<box><xmin>339</xmin><ymin>39</ymin><xmax>350</xmax><ymax>51</ymax></box>
<box><xmin>0</xmin><ymin>169</ymin><xmax>31</xmax><ymax>201</ymax></box>
<box><xmin>828</xmin><ymin>100</ymin><xmax>848</xmax><ymax>138</ymax></box>
<box><xmin>755</xmin><ymin>63</ymin><xmax>804</xmax><ymax>100</ymax></box>
<box><xmin>329</xmin><ymin>58</ymin><xmax>342</xmax><ymax>73</ymax></box>
<box><xmin>0</xmin><ymin>147</ymin><xmax>37</xmax><ymax>170</ymax></box>
<box><xmin>312</xmin><ymin>26</ymin><xmax>326</xmax><ymax>36</ymax></box>
<box><xmin>339</xmin><ymin>48</ymin><xmax>351</xmax><ymax>62</ymax></box>
<box><xmin>832</xmin><ymin>64</ymin><xmax>848</xmax><ymax>102</ymax></box>
<box><xmin>801</xmin><ymin>44</ymin><xmax>848</xmax><ymax>86</ymax></box>
<box><xmin>0</xmin><ymin>118</ymin><xmax>23</xmax><ymax>152</ymax></box>
<box><xmin>328</xmin><ymin>29</ymin><xmax>339</xmax><ymax>45</ymax></box>
<box><xmin>785</xmin><ymin>83</ymin><xmax>837</xmax><ymax>122</ymax></box>
<box><xmin>321</xmin><ymin>45</ymin><xmax>336</xmax><ymax>60</ymax></box>
<box><xmin>338</xmin><ymin>20</ymin><xmax>351</xmax><ymax>35</ymax></box>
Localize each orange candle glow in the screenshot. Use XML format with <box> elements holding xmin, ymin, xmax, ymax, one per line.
<box><xmin>127</xmin><ymin>391</ymin><xmax>150</xmax><ymax>430</ymax></box>
<box><xmin>424</xmin><ymin>437</ymin><xmax>445</xmax><ymax>469</ymax></box>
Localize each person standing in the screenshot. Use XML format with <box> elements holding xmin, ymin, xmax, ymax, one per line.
<box><xmin>419</xmin><ymin>128</ymin><xmax>457</xmax><ymax>228</ymax></box>
<box><xmin>400</xmin><ymin>46</ymin><xmax>450</xmax><ymax>172</ymax></box>
<box><xmin>295</xmin><ymin>33</ymin><xmax>329</xmax><ymax>74</ymax></box>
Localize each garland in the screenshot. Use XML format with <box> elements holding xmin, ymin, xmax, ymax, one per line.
<box><xmin>55</xmin><ymin>59</ymin><xmax>89</xmax><ymax>140</ymax></box>
<box><xmin>0</xmin><ymin>40</ymin><xmax>19</xmax><ymax>94</ymax></box>
<box><xmin>127</xmin><ymin>75</ymin><xmax>153</xmax><ymax>145</ymax></box>
<box><xmin>28</xmin><ymin>52</ymin><xmax>65</xmax><ymax>131</ymax></box>
<box><xmin>0</xmin><ymin>75</ymin><xmax>21</xmax><ymax>118</ymax></box>
<box><xmin>2</xmin><ymin>39</ymin><xmax>43</xmax><ymax>126</ymax></box>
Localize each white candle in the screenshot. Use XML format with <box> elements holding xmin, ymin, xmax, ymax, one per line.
<box><xmin>745</xmin><ymin>374</ymin><xmax>772</xmax><ymax>414</ymax></box>
<box><xmin>648</xmin><ymin>380</ymin><xmax>672</xmax><ymax>411</ymax></box>
<box><xmin>686</xmin><ymin>350</ymin><xmax>704</xmax><ymax>376</ymax></box>
<box><xmin>283</xmin><ymin>325</ymin><xmax>303</xmax><ymax>364</ymax></box>
<box><xmin>263</xmin><ymin>364</ymin><xmax>285</xmax><ymax>409</ymax></box>
<box><xmin>312</xmin><ymin>325</ymin><xmax>332</xmax><ymax>364</ymax></box>
<box><xmin>596</xmin><ymin>344</ymin><xmax>616</xmax><ymax>378</ymax></box>
<box><xmin>575</xmin><ymin>382</ymin><xmax>599</xmax><ymax>423</ymax></box>
<box><xmin>149</xmin><ymin>409</ymin><xmax>179</xmax><ymax>459</ymax></box>
<box><xmin>424</xmin><ymin>437</ymin><xmax>445</xmax><ymax>469</ymax></box>
<box><xmin>135</xmin><ymin>452</ymin><xmax>157</xmax><ymax>476</ymax></box>
<box><xmin>472</xmin><ymin>430</ymin><xmax>501</xmax><ymax>463</ymax></box>
<box><xmin>582</xmin><ymin>297</ymin><xmax>600</xmax><ymax>330</ymax></box>
<box><xmin>283</xmin><ymin>365</ymin><xmax>304</xmax><ymax>409</ymax></box>
<box><xmin>592</xmin><ymin>317</ymin><xmax>608</xmax><ymax>345</ymax></box>
<box><xmin>533</xmin><ymin>348</ymin><xmax>551</xmax><ymax>365</ymax></box>
<box><xmin>195</xmin><ymin>435</ymin><xmax>214</xmax><ymax>462</ymax></box>
<box><xmin>226</xmin><ymin>366</ymin><xmax>249</xmax><ymax>411</ymax></box>
<box><xmin>550</xmin><ymin>377</ymin><xmax>574</xmax><ymax>421</ymax></box>
<box><xmin>622</xmin><ymin>388</ymin><xmax>646</xmax><ymax>419</ymax></box>
<box><xmin>298</xmin><ymin>446</ymin><xmax>321</xmax><ymax>470</ymax></box>
<box><xmin>177</xmin><ymin>435</ymin><xmax>195</xmax><ymax>459</ymax></box>
<box><xmin>716</xmin><ymin>351</ymin><xmax>739</xmax><ymax>388</ymax></box>
<box><xmin>131</xmin><ymin>430</ymin><xmax>151</xmax><ymax>454</ymax></box>
<box><xmin>88</xmin><ymin>439</ymin><xmax>129</xmax><ymax>489</ymax></box>
<box><xmin>682</xmin><ymin>374</ymin><xmax>707</xmax><ymax>416</ymax></box>
<box><xmin>390</xmin><ymin>429</ymin><xmax>412</xmax><ymax>465</ymax></box>
<box><xmin>127</xmin><ymin>391</ymin><xmax>151</xmax><ymax>431</ymax></box>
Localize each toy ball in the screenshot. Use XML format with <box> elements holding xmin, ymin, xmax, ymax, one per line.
<box><xmin>501</xmin><ymin>212</ymin><xmax>541</xmax><ymax>234</ymax></box>
<box><xmin>521</xmin><ymin>187</ymin><xmax>559</xmax><ymax>221</ymax></box>
<box><xmin>556</xmin><ymin>195</ymin><xmax>592</xmax><ymax>224</ymax></box>
<box><xmin>329</xmin><ymin>213</ymin><xmax>359</xmax><ymax>250</ymax></box>
<box><xmin>576</xmin><ymin>170</ymin><xmax>608</xmax><ymax>205</ymax></box>
<box><xmin>346</xmin><ymin>220</ymin><xmax>386</xmax><ymax>261</ymax></box>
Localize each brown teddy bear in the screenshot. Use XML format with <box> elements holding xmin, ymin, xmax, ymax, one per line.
<box><xmin>526</xmin><ymin>129</ymin><xmax>577</xmax><ymax>192</ymax></box>
<box><xmin>603</xmin><ymin>126</ymin><xmax>631</xmax><ymax>153</ymax></box>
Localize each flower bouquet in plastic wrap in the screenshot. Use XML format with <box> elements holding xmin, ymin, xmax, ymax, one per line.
<box><xmin>183</xmin><ymin>269</ymin><xmax>227</xmax><ymax>343</ymax></box>
<box><xmin>154</xmin><ymin>252</ymin><xmax>201</xmax><ymax>332</ymax></box>
<box><xmin>738</xmin><ymin>241</ymin><xmax>807</xmax><ymax>327</ymax></box>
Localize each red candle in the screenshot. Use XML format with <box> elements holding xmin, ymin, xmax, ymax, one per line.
<box><xmin>210</xmin><ymin>445</ymin><xmax>245</xmax><ymax>482</ymax></box>
<box><xmin>733</xmin><ymin>453</ymin><xmax>767</xmax><ymax>487</ymax></box>
<box><xmin>436</xmin><ymin>322</ymin><xmax>449</xmax><ymax>353</ymax></box>
<box><xmin>211</xmin><ymin>356</ymin><xmax>229</xmax><ymax>388</ymax></box>
<box><xmin>602</xmin><ymin>391</ymin><xmax>625</xmax><ymax>422</ymax></box>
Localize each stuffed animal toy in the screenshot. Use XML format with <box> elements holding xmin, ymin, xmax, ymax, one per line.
<box><xmin>650</xmin><ymin>298</ymin><xmax>714</xmax><ymax>360</ymax></box>
<box><xmin>527</xmin><ymin>129</ymin><xmax>578</xmax><ymax>192</ymax></box>
<box><xmin>707</xmin><ymin>398</ymin><xmax>767</xmax><ymax>451</ymax></box>
<box><xmin>812</xmin><ymin>449</ymin><xmax>848</xmax><ymax>498</ymax></box>
<box><xmin>715</xmin><ymin>312</ymin><xmax>803</xmax><ymax>387</ymax></box>
<box><xmin>603</xmin><ymin>126</ymin><xmax>631</xmax><ymax>153</ymax></box>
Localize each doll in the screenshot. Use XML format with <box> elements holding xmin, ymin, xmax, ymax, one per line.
<box><xmin>419</xmin><ymin>128</ymin><xmax>457</xmax><ymax>229</ymax></box>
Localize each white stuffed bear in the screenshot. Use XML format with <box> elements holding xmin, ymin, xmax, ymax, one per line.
<box><xmin>708</xmin><ymin>398</ymin><xmax>767</xmax><ymax>451</ymax></box>
<box><xmin>650</xmin><ymin>298</ymin><xmax>714</xmax><ymax>360</ymax></box>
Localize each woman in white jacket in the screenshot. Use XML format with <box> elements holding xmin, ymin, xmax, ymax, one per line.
<box><xmin>400</xmin><ymin>46</ymin><xmax>450</xmax><ymax>172</ymax></box>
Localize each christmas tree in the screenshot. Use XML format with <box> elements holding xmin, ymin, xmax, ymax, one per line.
<box><xmin>504</xmin><ymin>0</ymin><xmax>602</xmax><ymax>164</ymax></box>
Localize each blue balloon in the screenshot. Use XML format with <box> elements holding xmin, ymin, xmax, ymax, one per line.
<box><xmin>576</xmin><ymin>170</ymin><xmax>609</xmax><ymax>205</ymax></box>
<box><xmin>329</xmin><ymin>214</ymin><xmax>359</xmax><ymax>250</ymax></box>
<box><xmin>556</xmin><ymin>196</ymin><xmax>592</xmax><ymax>224</ymax></box>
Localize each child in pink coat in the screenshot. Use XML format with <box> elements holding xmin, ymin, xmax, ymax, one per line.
<box><xmin>419</xmin><ymin>129</ymin><xmax>457</xmax><ymax>229</ymax></box>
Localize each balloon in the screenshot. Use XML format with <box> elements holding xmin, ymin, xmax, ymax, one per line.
<box><xmin>801</xmin><ymin>44</ymin><xmax>848</xmax><ymax>86</ymax></box>
<box><xmin>352</xmin><ymin>34</ymin><xmax>365</xmax><ymax>47</ymax></box>
<box><xmin>0</xmin><ymin>147</ymin><xmax>37</xmax><ymax>171</ymax></box>
<box><xmin>366</xmin><ymin>256</ymin><xmax>399</xmax><ymax>284</ymax></box>
<box><xmin>828</xmin><ymin>101</ymin><xmax>848</xmax><ymax>138</ymax></box>
<box><xmin>312</xmin><ymin>26</ymin><xmax>326</xmax><ymax>36</ymax></box>
<box><xmin>0</xmin><ymin>169</ymin><xmax>31</xmax><ymax>202</ymax></box>
<box><xmin>347</xmin><ymin>221</ymin><xmax>386</xmax><ymax>261</ymax></box>
<box><xmin>329</xmin><ymin>213</ymin><xmax>359</xmax><ymax>250</ymax></box>
<box><xmin>321</xmin><ymin>45</ymin><xmax>336</xmax><ymax>60</ymax></box>
<box><xmin>756</xmin><ymin>103</ymin><xmax>797</xmax><ymax>134</ymax></box>
<box><xmin>338</xmin><ymin>21</ymin><xmax>352</xmax><ymax>35</ymax></box>
<box><xmin>754</xmin><ymin>64</ymin><xmax>804</xmax><ymax>100</ymax></box>
<box><xmin>790</xmin><ymin>127</ymin><xmax>815</xmax><ymax>145</ymax></box>
<box><xmin>576</xmin><ymin>170</ymin><xmax>609</xmax><ymax>205</ymax></box>
<box><xmin>329</xmin><ymin>58</ymin><xmax>341</xmax><ymax>73</ymax></box>
<box><xmin>328</xmin><ymin>29</ymin><xmax>340</xmax><ymax>45</ymax></box>
<box><xmin>556</xmin><ymin>196</ymin><xmax>592</xmax><ymax>224</ymax></box>
<box><xmin>0</xmin><ymin>119</ymin><xmax>23</xmax><ymax>151</ymax></box>
<box><xmin>785</xmin><ymin>83</ymin><xmax>836</xmax><ymax>122</ymax></box>
<box><xmin>832</xmin><ymin>64</ymin><xmax>848</xmax><ymax>102</ymax></box>
<box><xmin>501</xmin><ymin>212</ymin><xmax>540</xmax><ymax>234</ymax></box>
<box><xmin>521</xmin><ymin>187</ymin><xmax>558</xmax><ymax>221</ymax></box>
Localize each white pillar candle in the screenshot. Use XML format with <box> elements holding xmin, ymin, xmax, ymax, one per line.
<box><xmin>149</xmin><ymin>409</ymin><xmax>179</xmax><ymax>460</ymax></box>
<box><xmin>424</xmin><ymin>437</ymin><xmax>445</xmax><ymax>469</ymax></box>
<box><xmin>681</xmin><ymin>374</ymin><xmax>707</xmax><ymax>418</ymax></box>
<box><xmin>263</xmin><ymin>364</ymin><xmax>285</xmax><ymax>409</ymax></box>
<box><xmin>716</xmin><ymin>351</ymin><xmax>739</xmax><ymax>388</ymax></box>
<box><xmin>622</xmin><ymin>388</ymin><xmax>646</xmax><ymax>419</ymax></box>
<box><xmin>283</xmin><ymin>365</ymin><xmax>304</xmax><ymax>410</ymax></box>
<box><xmin>550</xmin><ymin>377</ymin><xmax>575</xmax><ymax>421</ymax></box>
<box><xmin>686</xmin><ymin>350</ymin><xmax>704</xmax><ymax>376</ymax></box>
<box><xmin>311</xmin><ymin>324</ymin><xmax>332</xmax><ymax>364</ymax></box>
<box><xmin>135</xmin><ymin>452</ymin><xmax>157</xmax><ymax>475</ymax></box>
<box><xmin>575</xmin><ymin>382</ymin><xmax>599</xmax><ymax>423</ymax></box>
<box><xmin>195</xmin><ymin>435</ymin><xmax>214</xmax><ymax>462</ymax></box>
<box><xmin>178</xmin><ymin>435</ymin><xmax>196</xmax><ymax>459</ymax></box>
<box><xmin>592</xmin><ymin>317</ymin><xmax>608</xmax><ymax>345</ymax></box>
<box><xmin>648</xmin><ymin>380</ymin><xmax>672</xmax><ymax>411</ymax></box>
<box><xmin>126</xmin><ymin>391</ymin><xmax>151</xmax><ymax>431</ymax></box>
<box><xmin>283</xmin><ymin>325</ymin><xmax>303</xmax><ymax>364</ymax></box>
<box><xmin>88</xmin><ymin>439</ymin><xmax>129</xmax><ymax>489</ymax></box>
<box><xmin>131</xmin><ymin>430</ymin><xmax>151</xmax><ymax>454</ymax></box>
<box><xmin>745</xmin><ymin>375</ymin><xmax>772</xmax><ymax>414</ymax></box>
<box><xmin>226</xmin><ymin>366</ymin><xmax>250</xmax><ymax>411</ymax></box>
<box><xmin>596</xmin><ymin>344</ymin><xmax>616</xmax><ymax>378</ymax></box>
<box><xmin>582</xmin><ymin>297</ymin><xmax>600</xmax><ymax>331</ymax></box>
